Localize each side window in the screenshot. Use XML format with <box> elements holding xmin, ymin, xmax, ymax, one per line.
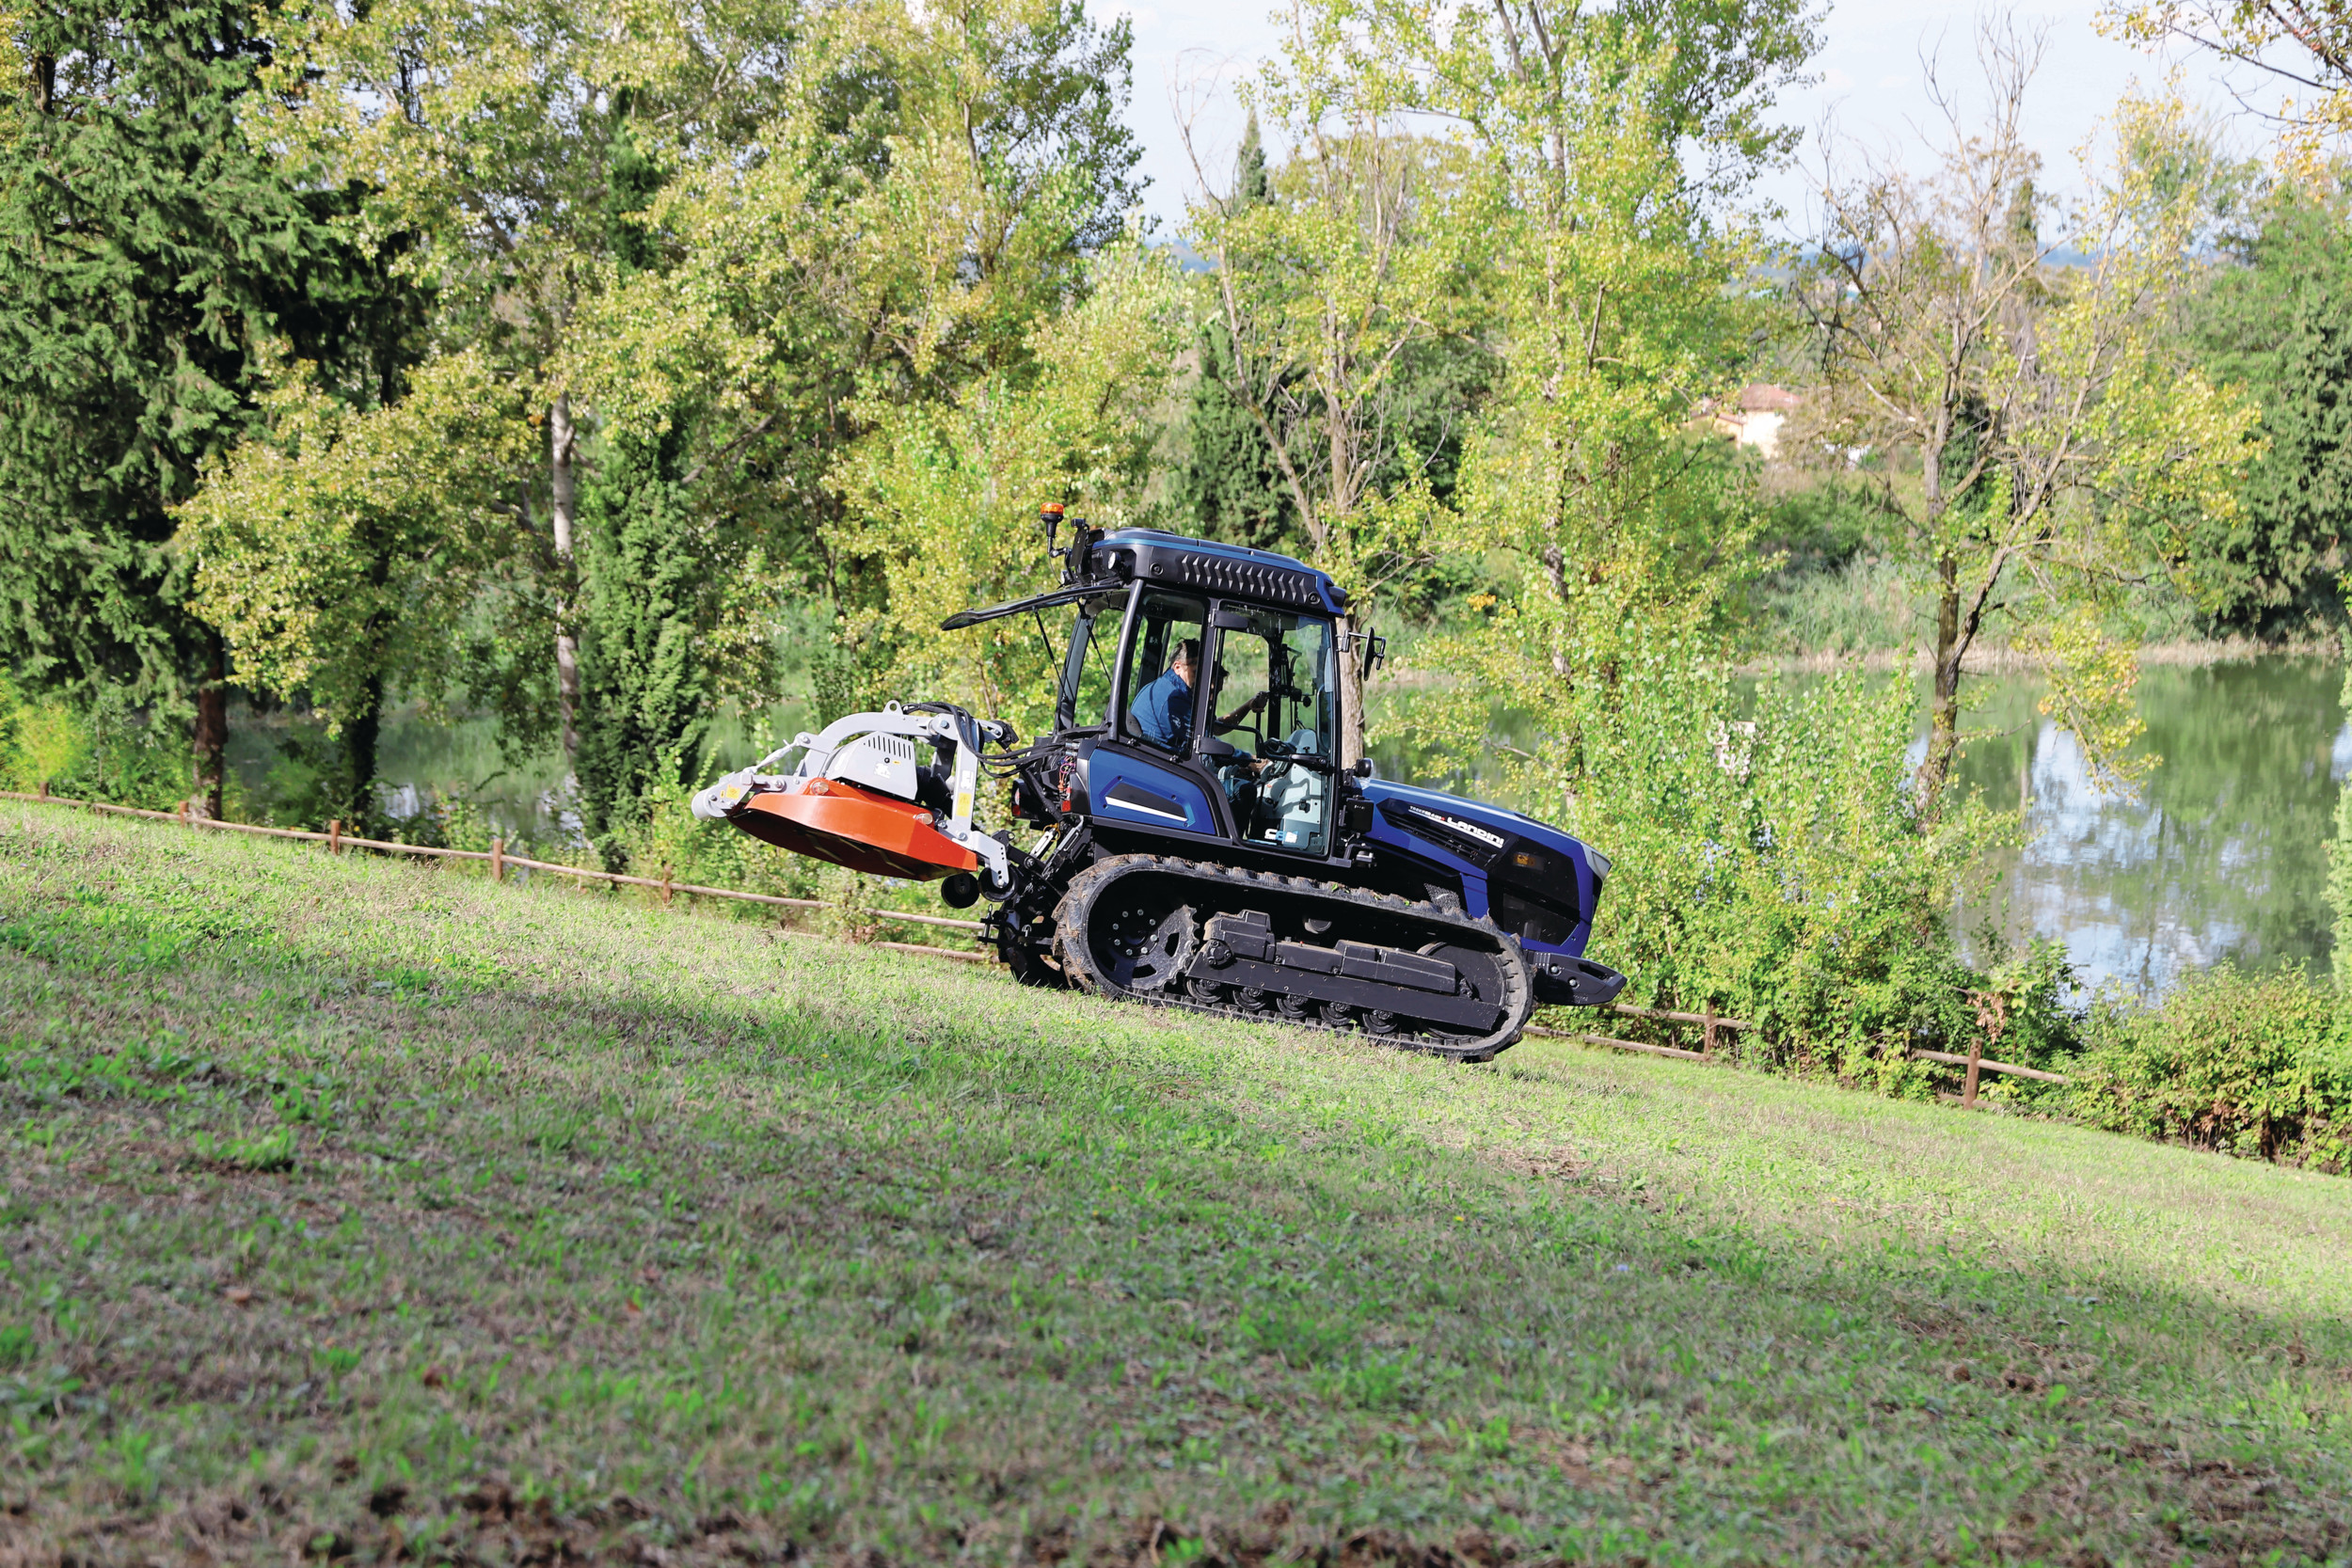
<box><xmin>1120</xmin><ymin>593</ymin><xmax>1208</xmax><ymax>752</ymax></box>
<box><xmin>1212</xmin><ymin>628</ymin><xmax>1272</xmax><ymax>754</ymax></box>
<box><xmin>1276</xmin><ymin>618</ymin><xmax>1339</xmax><ymax>762</ymax></box>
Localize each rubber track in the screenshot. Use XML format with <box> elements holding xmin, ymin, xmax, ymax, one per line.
<box><xmin>1051</xmin><ymin>852</ymin><xmax>1533</xmax><ymax>1063</ymax></box>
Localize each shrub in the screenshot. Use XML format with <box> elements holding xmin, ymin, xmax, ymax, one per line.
<box><xmin>1542</xmin><ymin>654</ymin><xmax>2034</xmax><ymax>1077</ymax></box>
<box><xmin>0</xmin><ymin>677</ymin><xmax>195</xmax><ymax>811</ymax></box>
<box><xmin>2067</xmin><ymin>964</ymin><xmax>2352</xmax><ymax>1171</ymax></box>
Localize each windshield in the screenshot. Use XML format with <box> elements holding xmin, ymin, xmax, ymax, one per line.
<box><xmin>1056</xmin><ymin>591</ymin><xmax>1130</xmax><ymax>731</ymax></box>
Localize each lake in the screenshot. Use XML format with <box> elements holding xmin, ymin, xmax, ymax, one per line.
<box><xmin>1947</xmin><ymin>657</ymin><xmax>2346</xmax><ymax>996</ymax></box>
<box><xmin>306</xmin><ymin>656</ymin><xmax>2343</xmax><ymax>998</ymax></box>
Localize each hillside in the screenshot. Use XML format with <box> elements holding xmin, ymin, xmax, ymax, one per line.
<box><xmin>1</xmin><ymin>803</ymin><xmax>2347</xmax><ymax>1565</ymax></box>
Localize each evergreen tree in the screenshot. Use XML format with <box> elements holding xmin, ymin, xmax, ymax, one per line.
<box><xmin>1233</xmin><ymin>109</ymin><xmax>1269</xmax><ymax>209</ymax></box>
<box><xmin>573</xmin><ymin>424</ymin><xmax>716</xmax><ymax>868</ymax></box>
<box><xmin>1172</xmin><ymin>321</ymin><xmax>1299</xmax><ymax>552</ymax></box>
<box><xmin>0</xmin><ymin>0</ymin><xmax>373</xmax><ymax>815</ymax></box>
<box><xmin>2183</xmin><ymin>185</ymin><xmax>2352</xmax><ymax>634</ymax></box>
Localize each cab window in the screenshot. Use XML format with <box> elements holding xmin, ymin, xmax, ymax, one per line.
<box><xmin>1057</xmin><ymin>592</ymin><xmax>1128</xmax><ymax>730</ymax></box>
<box><xmin>1206</xmin><ymin>610</ymin><xmax>1339</xmax><ymax>855</ymax></box>
<box><xmin>1119</xmin><ymin>592</ymin><xmax>1209</xmax><ymax>753</ymax></box>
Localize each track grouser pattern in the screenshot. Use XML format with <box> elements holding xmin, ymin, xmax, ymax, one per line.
<box><xmin>1050</xmin><ymin>853</ymin><xmax>1534</xmax><ymax>1062</ymax></box>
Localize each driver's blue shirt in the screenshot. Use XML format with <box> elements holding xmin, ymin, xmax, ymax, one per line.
<box><xmin>1129</xmin><ymin>667</ymin><xmax>1195</xmax><ymax>751</ymax></box>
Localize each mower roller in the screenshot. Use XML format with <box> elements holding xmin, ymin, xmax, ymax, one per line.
<box><xmin>692</xmin><ymin>514</ymin><xmax>1625</xmax><ymax>1061</ymax></box>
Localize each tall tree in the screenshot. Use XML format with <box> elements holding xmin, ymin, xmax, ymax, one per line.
<box><xmin>2178</xmin><ymin>179</ymin><xmax>2352</xmax><ymax>632</ymax></box>
<box><xmin>1171</xmin><ymin>119</ymin><xmax>1295</xmax><ymax>552</ymax></box>
<box><xmin>252</xmin><ymin>0</ymin><xmax>808</xmax><ymax>762</ymax></box>
<box><xmin>1793</xmin><ymin>29</ymin><xmax>2260</xmax><ymax>811</ymax></box>
<box><xmin>1198</xmin><ymin>0</ymin><xmax>1819</xmax><ymax>766</ymax></box>
<box><xmin>0</xmin><ymin>0</ymin><xmax>383</xmax><ymax>815</ymax></box>
<box><xmin>573</xmin><ymin>424</ymin><xmax>716</xmax><ymax>865</ymax></box>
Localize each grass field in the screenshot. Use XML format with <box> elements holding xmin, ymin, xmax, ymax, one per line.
<box><xmin>2</xmin><ymin>803</ymin><xmax>2348</xmax><ymax>1566</ymax></box>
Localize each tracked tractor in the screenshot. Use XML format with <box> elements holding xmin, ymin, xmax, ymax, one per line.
<box><xmin>692</xmin><ymin>513</ymin><xmax>1627</xmax><ymax>1061</ymax></box>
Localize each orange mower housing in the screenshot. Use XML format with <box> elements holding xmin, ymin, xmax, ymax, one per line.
<box><xmin>728</xmin><ymin>776</ymin><xmax>980</xmax><ymax>881</ymax></box>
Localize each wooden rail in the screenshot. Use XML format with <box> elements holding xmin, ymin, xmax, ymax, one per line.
<box><xmin>1908</xmin><ymin>1047</ymin><xmax>2069</xmax><ymax>1086</ymax></box>
<box><xmin>1528</xmin><ymin>998</ymin><xmax>1752</xmax><ymax>1060</ymax></box>
<box><xmin>1</xmin><ymin>788</ymin><xmax>989</xmax><ymax>943</ymax></box>
<box><xmin>1534</xmin><ymin>1000</ymin><xmax>2071</xmax><ymax>1094</ymax></box>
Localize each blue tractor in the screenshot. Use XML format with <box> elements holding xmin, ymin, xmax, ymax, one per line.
<box><xmin>693</xmin><ymin>513</ymin><xmax>1626</xmax><ymax>1061</ymax></box>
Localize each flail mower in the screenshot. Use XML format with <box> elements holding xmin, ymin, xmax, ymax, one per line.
<box><xmin>692</xmin><ymin>514</ymin><xmax>1626</xmax><ymax>1061</ymax></box>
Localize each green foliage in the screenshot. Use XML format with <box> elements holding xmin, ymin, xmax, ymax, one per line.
<box><xmin>575</xmin><ymin>423</ymin><xmax>728</xmax><ymax>867</ymax></box>
<box><xmin>2070</xmin><ymin>964</ymin><xmax>2352</xmax><ymax>1171</ymax></box>
<box><xmin>1170</xmin><ymin>321</ymin><xmax>1298</xmax><ymax>554</ymax></box>
<box><xmin>2177</xmin><ymin>179</ymin><xmax>2352</xmax><ymax>635</ymax></box>
<box><xmin>1535</xmin><ymin>655</ymin><xmax>2027</xmax><ymax>1072</ymax></box>
<box><xmin>0</xmin><ymin>679</ymin><xmax>195</xmax><ymax>812</ymax></box>
<box><xmin>0</xmin><ymin>0</ymin><xmax>398</xmax><ymax>720</ymax></box>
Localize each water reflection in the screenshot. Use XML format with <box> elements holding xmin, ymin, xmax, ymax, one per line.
<box><xmin>1952</xmin><ymin>657</ymin><xmax>2344</xmax><ymax>995</ymax></box>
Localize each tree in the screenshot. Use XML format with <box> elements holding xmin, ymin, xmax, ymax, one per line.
<box><xmin>572</xmin><ymin>0</ymin><xmax>1151</xmax><ymax>730</ymax></box>
<box><xmin>253</xmin><ymin>0</ymin><xmax>812</xmax><ymax>761</ymax></box>
<box><xmin>2104</xmin><ymin>0</ymin><xmax>2351</xmax><ymax>166</ymax></box>
<box><xmin>2178</xmin><ymin>178</ymin><xmax>2352</xmax><ymax>631</ymax></box>
<box><xmin>1185</xmin><ymin>0</ymin><xmax>1820</xmax><ymax>763</ymax></box>
<box><xmin>178</xmin><ymin>350</ymin><xmax>536</xmax><ymax>826</ymax></box>
<box><xmin>572</xmin><ymin>425</ymin><xmax>723</xmax><ymax>864</ymax></box>
<box><xmin>0</xmin><ymin>0</ymin><xmax>390</xmax><ymax>816</ymax></box>
<box><xmin>1170</xmin><ymin>119</ymin><xmax>1296</xmax><ymax>552</ymax></box>
<box><xmin>1791</xmin><ymin>28</ymin><xmax>2261</xmax><ymax>811</ymax></box>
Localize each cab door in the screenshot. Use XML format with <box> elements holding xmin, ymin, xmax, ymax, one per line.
<box><xmin>1084</xmin><ymin>588</ymin><xmax>1232</xmax><ymax>841</ymax></box>
<box><xmin>1203</xmin><ymin>607</ymin><xmax>1341</xmax><ymax>858</ymax></box>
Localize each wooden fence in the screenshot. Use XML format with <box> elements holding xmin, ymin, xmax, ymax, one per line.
<box><xmin>1526</xmin><ymin>1002</ymin><xmax>1753</xmax><ymax>1062</ymax></box>
<box><xmin>1528</xmin><ymin>1002</ymin><xmax>2068</xmax><ymax>1093</ymax></box>
<box><xmin>7</xmin><ymin>785</ymin><xmax>2070</xmax><ymax>1087</ymax></box>
<box><xmin>1</xmin><ymin>786</ymin><xmax>989</xmax><ymax>958</ymax></box>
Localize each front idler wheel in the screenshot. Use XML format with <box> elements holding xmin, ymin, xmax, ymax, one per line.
<box><xmin>940</xmin><ymin>871</ymin><xmax>980</xmax><ymax>909</ymax></box>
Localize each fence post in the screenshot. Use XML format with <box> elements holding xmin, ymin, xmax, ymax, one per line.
<box><xmin>491</xmin><ymin>836</ymin><xmax>504</xmax><ymax>883</ymax></box>
<box><xmin>36</xmin><ymin>779</ymin><xmax>46</xmax><ymax>801</ymax></box>
<box><xmin>179</xmin><ymin>800</ymin><xmax>190</xmax><ymax>827</ymax></box>
<box><xmin>1963</xmin><ymin>1034</ymin><xmax>1984</xmax><ymax>1108</ymax></box>
<box><xmin>1703</xmin><ymin>1001</ymin><xmax>1717</xmax><ymax>1057</ymax></box>
<box><xmin>660</xmin><ymin>863</ymin><xmax>673</xmax><ymax>908</ymax></box>
<box><xmin>328</xmin><ymin>818</ymin><xmax>342</xmax><ymax>855</ymax></box>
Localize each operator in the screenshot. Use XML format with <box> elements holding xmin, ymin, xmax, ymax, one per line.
<box><xmin>1129</xmin><ymin>639</ymin><xmax>1266</xmax><ymax>753</ymax></box>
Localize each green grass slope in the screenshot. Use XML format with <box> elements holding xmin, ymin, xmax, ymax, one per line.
<box><xmin>1</xmin><ymin>803</ymin><xmax>2347</xmax><ymax>1566</ymax></box>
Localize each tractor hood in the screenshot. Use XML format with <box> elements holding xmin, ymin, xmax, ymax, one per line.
<box><xmin>1360</xmin><ymin>778</ymin><xmax>1610</xmax><ymax>888</ymax></box>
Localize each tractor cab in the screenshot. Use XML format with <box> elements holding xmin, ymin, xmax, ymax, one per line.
<box><xmin>947</xmin><ymin>525</ymin><xmax>1368</xmax><ymax>868</ymax></box>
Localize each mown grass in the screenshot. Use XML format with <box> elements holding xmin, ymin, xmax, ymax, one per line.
<box><xmin>1</xmin><ymin>803</ymin><xmax>2348</xmax><ymax>1566</ymax></box>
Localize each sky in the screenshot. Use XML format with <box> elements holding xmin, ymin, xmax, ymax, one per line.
<box><xmin>1115</xmin><ymin>0</ymin><xmax>2263</xmax><ymax>238</ymax></box>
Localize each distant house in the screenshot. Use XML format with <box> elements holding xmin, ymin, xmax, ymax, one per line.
<box><xmin>1704</xmin><ymin>384</ymin><xmax>1802</xmax><ymax>461</ymax></box>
